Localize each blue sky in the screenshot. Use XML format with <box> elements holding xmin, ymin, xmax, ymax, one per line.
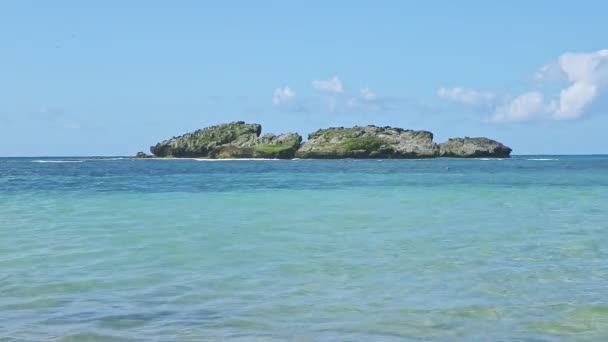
<box><xmin>1</xmin><ymin>0</ymin><xmax>607</xmax><ymax>156</ymax></box>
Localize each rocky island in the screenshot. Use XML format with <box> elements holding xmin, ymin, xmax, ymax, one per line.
<box><xmin>295</xmin><ymin>126</ymin><xmax>438</xmax><ymax>159</ymax></box>
<box><xmin>137</xmin><ymin>121</ymin><xmax>511</xmax><ymax>159</ymax></box>
<box><xmin>148</xmin><ymin>122</ymin><xmax>301</xmax><ymax>159</ymax></box>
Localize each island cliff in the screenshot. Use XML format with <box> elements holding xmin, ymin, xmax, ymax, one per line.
<box><xmin>148</xmin><ymin>122</ymin><xmax>301</xmax><ymax>159</ymax></box>
<box><xmin>438</xmin><ymin>137</ymin><xmax>512</xmax><ymax>158</ymax></box>
<box><xmin>138</xmin><ymin>121</ymin><xmax>511</xmax><ymax>159</ymax></box>
<box><xmin>295</xmin><ymin>126</ymin><xmax>438</xmax><ymax>158</ymax></box>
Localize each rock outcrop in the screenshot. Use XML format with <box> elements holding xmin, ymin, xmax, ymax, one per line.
<box><xmin>146</xmin><ymin>122</ymin><xmax>512</xmax><ymax>159</ymax></box>
<box><xmin>295</xmin><ymin>125</ymin><xmax>439</xmax><ymax>159</ymax></box>
<box><xmin>135</xmin><ymin>152</ymin><xmax>154</xmax><ymax>158</ymax></box>
<box><xmin>438</xmin><ymin>137</ymin><xmax>512</xmax><ymax>158</ymax></box>
<box><xmin>150</xmin><ymin>121</ymin><xmax>302</xmax><ymax>159</ymax></box>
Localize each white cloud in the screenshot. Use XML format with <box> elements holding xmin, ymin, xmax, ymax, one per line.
<box><xmin>489</xmin><ymin>92</ymin><xmax>555</xmax><ymax>123</ymax></box>
<box><xmin>342</xmin><ymin>87</ymin><xmax>378</xmax><ymax>110</ymax></box>
<box><xmin>312</xmin><ymin>76</ymin><xmax>343</xmax><ymax>93</ymax></box>
<box><xmin>555</xmin><ymin>81</ymin><xmax>598</xmax><ymax>119</ymax></box>
<box><xmin>438</xmin><ymin>49</ymin><xmax>608</xmax><ymax>123</ymax></box>
<box><xmin>533</xmin><ymin>62</ymin><xmax>563</xmax><ymax>82</ymax></box>
<box><xmin>553</xmin><ymin>49</ymin><xmax>608</xmax><ymax>119</ymax></box>
<box><xmin>437</xmin><ymin>87</ymin><xmax>495</xmax><ymax>106</ymax></box>
<box><xmin>271</xmin><ymin>78</ymin><xmax>435</xmax><ymax>115</ymax></box>
<box><xmin>360</xmin><ymin>87</ymin><xmax>376</xmax><ymax>100</ymax></box>
<box><xmin>272</xmin><ymin>86</ymin><xmax>295</xmax><ymax>105</ymax></box>
<box><xmin>487</xmin><ymin>49</ymin><xmax>608</xmax><ymax>123</ymax></box>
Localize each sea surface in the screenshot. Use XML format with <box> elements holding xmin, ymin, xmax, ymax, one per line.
<box><xmin>1</xmin><ymin>156</ymin><xmax>608</xmax><ymax>341</ymax></box>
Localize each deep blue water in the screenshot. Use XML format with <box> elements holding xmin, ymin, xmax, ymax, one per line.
<box><xmin>1</xmin><ymin>156</ymin><xmax>608</xmax><ymax>341</ymax></box>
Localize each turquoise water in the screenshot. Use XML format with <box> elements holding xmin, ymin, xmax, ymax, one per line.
<box><xmin>1</xmin><ymin>156</ymin><xmax>608</xmax><ymax>341</ymax></box>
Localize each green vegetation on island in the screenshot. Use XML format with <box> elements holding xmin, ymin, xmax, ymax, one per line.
<box><xmin>136</xmin><ymin>121</ymin><xmax>512</xmax><ymax>159</ymax></box>
<box><xmin>146</xmin><ymin>122</ymin><xmax>301</xmax><ymax>159</ymax></box>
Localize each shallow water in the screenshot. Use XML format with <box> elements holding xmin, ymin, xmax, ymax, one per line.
<box><xmin>1</xmin><ymin>156</ymin><xmax>608</xmax><ymax>341</ymax></box>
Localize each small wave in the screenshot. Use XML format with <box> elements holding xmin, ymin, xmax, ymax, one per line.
<box><xmin>194</xmin><ymin>158</ymin><xmax>282</xmax><ymax>161</ymax></box>
<box><xmin>475</xmin><ymin>158</ymin><xmax>507</xmax><ymax>161</ymax></box>
<box><xmin>77</xmin><ymin>157</ymin><xmax>127</xmax><ymax>161</ymax></box>
<box><xmin>526</xmin><ymin>158</ymin><xmax>558</xmax><ymax>161</ymax></box>
<box><xmin>32</xmin><ymin>160</ymin><xmax>83</xmax><ymax>163</ymax></box>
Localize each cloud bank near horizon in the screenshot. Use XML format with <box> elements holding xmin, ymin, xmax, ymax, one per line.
<box><xmin>271</xmin><ymin>49</ymin><xmax>608</xmax><ymax>125</ymax></box>
<box><xmin>272</xmin><ymin>76</ymin><xmax>437</xmax><ymax>116</ymax></box>
<box><xmin>438</xmin><ymin>49</ymin><xmax>608</xmax><ymax>123</ymax></box>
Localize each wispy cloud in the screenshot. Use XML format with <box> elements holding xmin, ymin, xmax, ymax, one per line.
<box><xmin>359</xmin><ymin>87</ymin><xmax>376</xmax><ymax>100</ymax></box>
<box><xmin>488</xmin><ymin>92</ymin><xmax>553</xmax><ymax>123</ymax></box>
<box><xmin>312</xmin><ymin>76</ymin><xmax>343</xmax><ymax>94</ymax></box>
<box><xmin>63</xmin><ymin>122</ymin><xmax>81</xmax><ymax>129</ymax></box>
<box><xmin>437</xmin><ymin>87</ymin><xmax>495</xmax><ymax>107</ymax></box>
<box><xmin>533</xmin><ymin>62</ymin><xmax>563</xmax><ymax>82</ymax></box>
<box><xmin>342</xmin><ymin>86</ymin><xmax>437</xmax><ymax>115</ymax></box>
<box><xmin>272</xmin><ymin>86</ymin><xmax>310</xmax><ymax>112</ymax></box>
<box><xmin>272</xmin><ymin>79</ymin><xmax>436</xmax><ymax>116</ymax></box>
<box><xmin>272</xmin><ymin>86</ymin><xmax>296</xmax><ymax>105</ymax></box>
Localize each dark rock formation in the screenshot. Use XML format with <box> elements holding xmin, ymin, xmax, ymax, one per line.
<box><xmin>295</xmin><ymin>125</ymin><xmax>439</xmax><ymax>159</ymax></box>
<box><xmin>146</xmin><ymin>122</ymin><xmax>512</xmax><ymax>159</ymax></box>
<box><xmin>438</xmin><ymin>137</ymin><xmax>512</xmax><ymax>158</ymax></box>
<box><xmin>135</xmin><ymin>152</ymin><xmax>154</xmax><ymax>158</ymax></box>
<box><xmin>150</xmin><ymin>121</ymin><xmax>301</xmax><ymax>159</ymax></box>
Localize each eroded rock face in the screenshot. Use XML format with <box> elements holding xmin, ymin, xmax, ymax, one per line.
<box><xmin>295</xmin><ymin>125</ymin><xmax>439</xmax><ymax>159</ymax></box>
<box><xmin>150</xmin><ymin>121</ymin><xmax>301</xmax><ymax>159</ymax></box>
<box><xmin>147</xmin><ymin>122</ymin><xmax>512</xmax><ymax>159</ymax></box>
<box><xmin>135</xmin><ymin>152</ymin><xmax>154</xmax><ymax>158</ymax></box>
<box><xmin>211</xmin><ymin>132</ymin><xmax>302</xmax><ymax>159</ymax></box>
<box><xmin>438</xmin><ymin>137</ymin><xmax>512</xmax><ymax>158</ymax></box>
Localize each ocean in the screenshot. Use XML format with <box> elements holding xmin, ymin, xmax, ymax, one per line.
<box><xmin>1</xmin><ymin>156</ymin><xmax>607</xmax><ymax>341</ymax></box>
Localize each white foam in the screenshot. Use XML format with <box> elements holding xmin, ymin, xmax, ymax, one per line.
<box><xmin>77</xmin><ymin>157</ymin><xmax>126</xmax><ymax>161</ymax></box>
<box><xmin>32</xmin><ymin>160</ymin><xmax>83</xmax><ymax>163</ymax></box>
<box><xmin>526</xmin><ymin>158</ymin><xmax>558</xmax><ymax>161</ymax></box>
<box><xmin>32</xmin><ymin>157</ymin><xmax>126</xmax><ymax>163</ymax></box>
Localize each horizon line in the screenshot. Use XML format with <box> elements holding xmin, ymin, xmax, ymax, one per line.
<box><xmin>2</xmin><ymin>154</ymin><xmax>608</xmax><ymax>158</ymax></box>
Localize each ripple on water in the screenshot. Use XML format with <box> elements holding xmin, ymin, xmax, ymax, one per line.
<box><xmin>1</xmin><ymin>157</ymin><xmax>608</xmax><ymax>340</ymax></box>
<box><xmin>56</xmin><ymin>333</ymin><xmax>133</xmax><ymax>342</ymax></box>
<box><xmin>528</xmin><ymin>304</ymin><xmax>608</xmax><ymax>337</ymax></box>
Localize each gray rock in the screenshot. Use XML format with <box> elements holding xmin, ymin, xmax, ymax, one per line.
<box><xmin>295</xmin><ymin>125</ymin><xmax>439</xmax><ymax>159</ymax></box>
<box><xmin>150</xmin><ymin>121</ymin><xmax>301</xmax><ymax>159</ymax></box>
<box><xmin>146</xmin><ymin>122</ymin><xmax>512</xmax><ymax>159</ymax></box>
<box><xmin>135</xmin><ymin>151</ymin><xmax>154</xmax><ymax>158</ymax></box>
<box><xmin>439</xmin><ymin>137</ymin><xmax>512</xmax><ymax>158</ymax></box>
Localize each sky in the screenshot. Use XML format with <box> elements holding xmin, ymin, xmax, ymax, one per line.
<box><xmin>1</xmin><ymin>0</ymin><xmax>607</xmax><ymax>156</ymax></box>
